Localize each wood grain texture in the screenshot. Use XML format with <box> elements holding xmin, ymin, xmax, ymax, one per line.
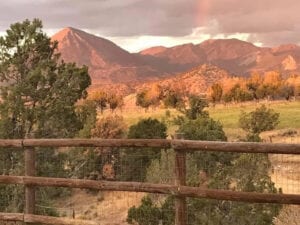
<box><xmin>0</xmin><ymin>139</ymin><xmax>298</xmax><ymax>154</ymax></box>
<box><xmin>0</xmin><ymin>213</ymin><xmax>99</xmax><ymax>225</ymax></box>
<box><xmin>0</xmin><ymin>213</ymin><xmax>23</xmax><ymax>221</ymax></box>
<box><xmin>24</xmin><ymin>148</ymin><xmax>36</xmax><ymax>215</ymax></box>
<box><xmin>175</xmin><ymin>150</ymin><xmax>187</xmax><ymax>225</ymax></box>
<box><xmin>172</xmin><ymin>140</ymin><xmax>300</xmax><ymax>154</ymax></box>
<box><xmin>0</xmin><ymin>175</ymin><xmax>299</xmax><ymax>205</ymax></box>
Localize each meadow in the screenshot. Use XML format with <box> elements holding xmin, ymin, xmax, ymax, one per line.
<box><xmin>115</xmin><ymin>97</ymin><xmax>300</xmax><ymax>140</ymax></box>
<box><xmin>209</xmin><ymin>100</ymin><xmax>300</xmax><ymax>129</ymax></box>
<box><xmin>209</xmin><ymin>100</ymin><xmax>300</xmax><ymax>140</ymax></box>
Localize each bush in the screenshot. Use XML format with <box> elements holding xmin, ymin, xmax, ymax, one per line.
<box><xmin>128</xmin><ymin>118</ymin><xmax>167</xmax><ymax>139</ymax></box>
<box><xmin>127</xmin><ymin>197</ymin><xmax>162</xmax><ymax>225</ymax></box>
<box><xmin>121</xmin><ymin>118</ymin><xmax>167</xmax><ymax>181</ymax></box>
<box><xmin>239</xmin><ymin>105</ymin><xmax>280</xmax><ymax>138</ymax></box>
<box><xmin>92</xmin><ymin>115</ymin><xmax>127</xmax><ymax>139</ymax></box>
<box><xmin>177</xmin><ymin>117</ymin><xmax>227</xmax><ymax>141</ymax></box>
<box><xmin>182</xmin><ymin>96</ymin><xmax>209</xmax><ymax>120</ymax></box>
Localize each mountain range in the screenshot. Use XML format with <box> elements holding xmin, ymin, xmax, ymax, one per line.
<box><xmin>51</xmin><ymin>27</ymin><xmax>300</xmax><ymax>88</ymax></box>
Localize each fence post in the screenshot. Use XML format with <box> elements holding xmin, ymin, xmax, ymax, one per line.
<box><xmin>174</xmin><ymin>133</ymin><xmax>187</xmax><ymax>225</ymax></box>
<box><xmin>24</xmin><ymin>146</ymin><xmax>36</xmax><ymax>216</ymax></box>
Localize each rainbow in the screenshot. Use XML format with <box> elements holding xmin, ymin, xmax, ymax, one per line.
<box><xmin>197</xmin><ymin>0</ymin><xmax>212</xmax><ymax>26</ymax></box>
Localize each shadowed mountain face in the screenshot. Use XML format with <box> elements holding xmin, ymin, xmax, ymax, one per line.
<box><xmin>52</xmin><ymin>28</ymin><xmax>300</xmax><ymax>87</ymax></box>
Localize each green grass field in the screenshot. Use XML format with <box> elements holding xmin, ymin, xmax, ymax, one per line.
<box><xmin>107</xmin><ymin>99</ymin><xmax>300</xmax><ymax>140</ymax></box>
<box><xmin>209</xmin><ymin>101</ymin><xmax>300</xmax><ymax>140</ymax></box>
<box><xmin>209</xmin><ymin>101</ymin><xmax>300</xmax><ymax>129</ymax></box>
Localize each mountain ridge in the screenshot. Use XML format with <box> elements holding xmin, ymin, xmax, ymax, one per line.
<box><xmin>51</xmin><ymin>27</ymin><xmax>300</xmax><ymax>88</ymax></box>
<box><xmin>140</xmin><ymin>38</ymin><xmax>300</xmax><ymax>75</ymax></box>
<box><xmin>51</xmin><ymin>27</ymin><xmax>164</xmax><ymax>84</ymax></box>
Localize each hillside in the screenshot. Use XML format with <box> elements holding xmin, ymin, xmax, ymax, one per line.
<box><xmin>138</xmin><ymin>64</ymin><xmax>231</xmax><ymax>96</ymax></box>
<box><xmin>51</xmin><ymin>27</ymin><xmax>163</xmax><ymax>85</ymax></box>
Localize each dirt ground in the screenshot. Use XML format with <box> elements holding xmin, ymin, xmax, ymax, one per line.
<box><xmin>55</xmin><ymin>190</ymin><xmax>145</xmax><ymax>225</ymax></box>
<box><xmin>262</xmin><ymin>129</ymin><xmax>300</xmax><ymax>195</ymax></box>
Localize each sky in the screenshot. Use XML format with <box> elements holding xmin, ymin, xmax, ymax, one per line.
<box><xmin>0</xmin><ymin>0</ymin><xmax>299</xmax><ymax>52</ymax></box>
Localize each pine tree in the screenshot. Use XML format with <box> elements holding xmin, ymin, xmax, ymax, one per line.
<box><xmin>0</xmin><ymin>19</ymin><xmax>90</xmax><ymax>139</ymax></box>
<box><xmin>0</xmin><ymin>19</ymin><xmax>91</xmax><ymax>213</ymax></box>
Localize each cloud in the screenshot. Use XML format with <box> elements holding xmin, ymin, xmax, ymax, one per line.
<box><xmin>206</xmin><ymin>0</ymin><xmax>300</xmax><ymax>45</ymax></box>
<box><xmin>0</xmin><ymin>0</ymin><xmax>198</xmax><ymax>36</ymax></box>
<box><xmin>0</xmin><ymin>0</ymin><xmax>299</xmax><ymax>47</ymax></box>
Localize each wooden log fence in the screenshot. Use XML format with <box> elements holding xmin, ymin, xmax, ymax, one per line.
<box><xmin>0</xmin><ymin>213</ymin><xmax>100</xmax><ymax>225</ymax></box>
<box><xmin>0</xmin><ymin>175</ymin><xmax>300</xmax><ymax>204</ymax></box>
<box><xmin>174</xmin><ymin>133</ymin><xmax>187</xmax><ymax>225</ymax></box>
<box><xmin>0</xmin><ymin>138</ymin><xmax>299</xmax><ymax>225</ymax></box>
<box><xmin>24</xmin><ymin>147</ymin><xmax>35</xmax><ymax>218</ymax></box>
<box><xmin>0</xmin><ymin>139</ymin><xmax>300</xmax><ymax>154</ymax></box>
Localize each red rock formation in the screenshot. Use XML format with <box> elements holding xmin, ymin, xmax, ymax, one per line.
<box><xmin>52</xmin><ymin>28</ymin><xmax>300</xmax><ymax>92</ymax></box>
<box><xmin>51</xmin><ymin>27</ymin><xmax>161</xmax><ymax>85</ymax></box>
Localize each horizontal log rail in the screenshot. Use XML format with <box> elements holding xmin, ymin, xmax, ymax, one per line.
<box><xmin>0</xmin><ymin>213</ymin><xmax>99</xmax><ymax>225</ymax></box>
<box><xmin>172</xmin><ymin>140</ymin><xmax>300</xmax><ymax>154</ymax></box>
<box><xmin>0</xmin><ymin>139</ymin><xmax>299</xmax><ymax>154</ymax></box>
<box><xmin>0</xmin><ymin>139</ymin><xmax>171</xmax><ymax>148</ymax></box>
<box><xmin>0</xmin><ymin>175</ymin><xmax>299</xmax><ymax>205</ymax></box>
<box><xmin>0</xmin><ymin>212</ymin><xmax>23</xmax><ymax>221</ymax></box>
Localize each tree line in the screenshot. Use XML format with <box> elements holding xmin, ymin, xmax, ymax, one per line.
<box><xmin>209</xmin><ymin>72</ymin><xmax>300</xmax><ymax>103</ymax></box>
<box><xmin>135</xmin><ymin>71</ymin><xmax>300</xmax><ymax>111</ymax></box>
